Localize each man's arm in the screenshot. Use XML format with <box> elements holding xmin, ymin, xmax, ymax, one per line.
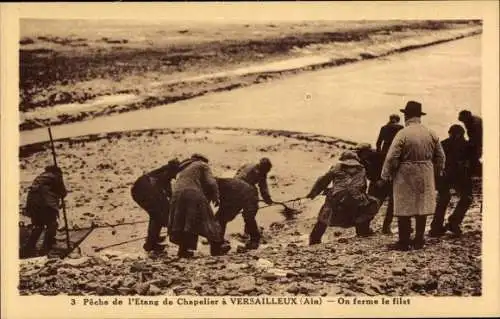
<box><xmin>376</xmin><ymin>126</ymin><xmax>385</xmax><ymax>153</ymax></box>
<box><xmin>258</xmin><ymin>174</ymin><xmax>273</xmax><ymax>204</ymax></box>
<box><xmin>433</xmin><ymin>137</ymin><xmax>446</xmax><ymax>177</ymax></box>
<box><xmin>55</xmin><ymin>173</ymin><xmax>67</xmax><ymax>199</ymax></box>
<box><xmin>307</xmin><ymin>167</ymin><xmax>336</xmax><ymax>199</ymax></box>
<box><xmin>201</xmin><ymin>163</ymin><xmax>220</xmax><ymax>206</ymax></box>
<box><xmin>381</xmin><ymin>132</ymin><xmax>404</xmax><ymax>182</ymax></box>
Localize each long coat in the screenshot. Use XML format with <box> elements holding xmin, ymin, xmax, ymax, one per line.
<box><xmin>381</xmin><ymin>118</ymin><xmax>445</xmax><ymax>217</ymax></box>
<box><xmin>168</xmin><ymin>159</ymin><xmax>222</xmax><ymax>247</ymax></box>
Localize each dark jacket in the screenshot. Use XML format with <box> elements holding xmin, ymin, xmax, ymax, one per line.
<box><xmin>439</xmin><ymin>136</ymin><xmax>472</xmax><ymax>191</ymax></box>
<box><xmin>131</xmin><ymin>167</ymin><xmax>176</xmax><ymax>219</ymax></box>
<box><xmin>26</xmin><ymin>171</ymin><xmax>67</xmax><ymax>215</ymax></box>
<box><xmin>358</xmin><ymin>149</ymin><xmax>385</xmax><ymax>182</ymax></box>
<box><xmin>308</xmin><ymin>163</ymin><xmax>368</xmax><ymax>204</ymax></box>
<box><xmin>376</xmin><ymin>123</ymin><xmax>404</xmax><ymax>155</ymax></box>
<box><xmin>463</xmin><ymin>115</ymin><xmax>482</xmax><ymax>156</ymax></box>
<box><xmin>235</xmin><ymin>163</ymin><xmax>272</xmax><ymax>203</ymax></box>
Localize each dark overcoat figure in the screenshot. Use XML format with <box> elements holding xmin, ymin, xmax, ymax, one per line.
<box><xmin>376</xmin><ymin>114</ymin><xmax>404</xmax><ymax>156</ymax></box>
<box><xmin>23</xmin><ymin>166</ymin><xmax>67</xmax><ymax>255</ymax></box>
<box><xmin>168</xmin><ymin>155</ymin><xmax>229</xmax><ymax>257</ymax></box>
<box><xmin>458</xmin><ymin>110</ymin><xmax>482</xmax><ymax>175</ymax></box>
<box><xmin>430</xmin><ymin>124</ymin><xmax>473</xmax><ymax>236</ymax></box>
<box><xmin>131</xmin><ymin>159</ymin><xmax>180</xmax><ymax>252</ymax></box>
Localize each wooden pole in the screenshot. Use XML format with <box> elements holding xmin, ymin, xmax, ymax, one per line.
<box><xmin>47</xmin><ymin>127</ymin><xmax>71</xmax><ymax>251</ymax></box>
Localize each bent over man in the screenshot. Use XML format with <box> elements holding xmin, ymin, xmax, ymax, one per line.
<box><xmin>307</xmin><ymin>151</ymin><xmax>380</xmax><ymax>245</ymax></box>
<box><xmin>22</xmin><ymin>165</ymin><xmax>67</xmax><ymax>256</ymax></box>
<box><xmin>214</xmin><ymin>177</ymin><xmax>262</xmax><ymax>250</ymax></box>
<box><xmin>235</xmin><ymin>158</ymin><xmax>274</xmax><ymax>205</ymax></box>
<box><xmin>131</xmin><ymin>159</ymin><xmax>180</xmax><ymax>253</ymax></box>
<box><xmin>168</xmin><ymin>154</ymin><xmax>230</xmax><ymax>258</ymax></box>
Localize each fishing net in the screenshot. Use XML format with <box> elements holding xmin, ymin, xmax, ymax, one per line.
<box><xmin>19</xmin><ymin>222</ymin><xmax>95</xmax><ymax>259</ymax></box>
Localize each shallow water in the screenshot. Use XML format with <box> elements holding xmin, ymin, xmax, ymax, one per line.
<box><xmin>21</xmin><ymin>35</ymin><xmax>481</xmax><ymax>147</ymax></box>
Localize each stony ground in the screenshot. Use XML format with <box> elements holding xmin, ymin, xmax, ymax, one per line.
<box><xmin>18</xmin><ymin>128</ymin><xmax>482</xmax><ymax>297</ymax></box>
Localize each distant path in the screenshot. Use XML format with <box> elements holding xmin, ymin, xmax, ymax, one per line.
<box><xmin>21</xmin><ymin>35</ymin><xmax>481</xmax><ymax>146</ymax></box>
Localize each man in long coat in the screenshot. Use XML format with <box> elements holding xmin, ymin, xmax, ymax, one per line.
<box><xmin>22</xmin><ymin>165</ymin><xmax>67</xmax><ymax>256</ymax></box>
<box><xmin>376</xmin><ymin>114</ymin><xmax>404</xmax><ymax>156</ymax></box>
<box><xmin>356</xmin><ymin>143</ymin><xmax>394</xmax><ymax>234</ymax></box>
<box><xmin>307</xmin><ymin>151</ymin><xmax>380</xmax><ymax>245</ymax></box>
<box><xmin>381</xmin><ymin>101</ymin><xmax>445</xmax><ymax>251</ymax></box>
<box><xmin>214</xmin><ymin>177</ymin><xmax>262</xmax><ymax>250</ymax></box>
<box><xmin>429</xmin><ymin>124</ymin><xmax>473</xmax><ymax>237</ymax></box>
<box><xmin>234</xmin><ymin>158</ymin><xmax>274</xmax><ymax>206</ymax></box>
<box><xmin>168</xmin><ymin>154</ymin><xmax>230</xmax><ymax>258</ymax></box>
<box><xmin>131</xmin><ymin>159</ymin><xmax>180</xmax><ymax>253</ymax></box>
<box><xmin>458</xmin><ymin>110</ymin><xmax>482</xmax><ymax>176</ymax></box>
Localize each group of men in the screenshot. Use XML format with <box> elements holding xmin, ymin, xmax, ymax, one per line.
<box><xmin>131</xmin><ymin>155</ymin><xmax>275</xmax><ymax>257</ymax></box>
<box><xmin>306</xmin><ymin>101</ymin><xmax>482</xmax><ymax>251</ymax></box>
<box><xmin>21</xmin><ymin>100</ymin><xmax>482</xmax><ymax>257</ymax></box>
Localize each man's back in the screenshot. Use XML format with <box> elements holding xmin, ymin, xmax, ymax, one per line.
<box><xmin>235</xmin><ymin>163</ymin><xmax>263</xmax><ymax>185</ymax></box>
<box><xmin>377</xmin><ymin>123</ymin><xmax>404</xmax><ymax>154</ymax></box>
<box><xmin>441</xmin><ymin>137</ymin><xmax>470</xmax><ymax>176</ymax></box>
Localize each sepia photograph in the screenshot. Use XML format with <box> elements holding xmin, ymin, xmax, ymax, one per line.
<box><xmin>2</xmin><ymin>2</ymin><xmax>499</xmax><ymax>318</ymax></box>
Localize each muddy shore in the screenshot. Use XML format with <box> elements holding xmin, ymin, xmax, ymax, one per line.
<box><xmin>18</xmin><ymin>128</ymin><xmax>482</xmax><ymax>296</ymax></box>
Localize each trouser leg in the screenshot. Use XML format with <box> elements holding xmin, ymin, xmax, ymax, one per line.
<box><xmin>448</xmin><ymin>194</ymin><xmax>473</xmax><ymax>227</ymax></box>
<box><xmin>382</xmin><ymin>188</ymin><xmax>394</xmax><ymax>232</ymax></box>
<box><xmin>145</xmin><ymin>217</ymin><xmax>163</xmax><ymax>250</ymax></box>
<box><xmin>397</xmin><ymin>216</ymin><xmax>411</xmax><ymax>245</ymax></box>
<box><xmin>414</xmin><ymin>215</ymin><xmax>427</xmax><ymax>244</ymax></box>
<box><xmin>25</xmin><ymin>224</ymin><xmax>44</xmax><ymax>251</ymax></box>
<box><xmin>447</xmin><ymin>178</ymin><xmax>473</xmax><ymax>234</ymax></box>
<box><xmin>243</xmin><ymin>212</ymin><xmax>261</xmax><ymax>243</ymax></box>
<box><xmin>309</xmin><ymin>221</ymin><xmax>327</xmax><ymax>245</ymax></box>
<box><xmin>430</xmin><ymin>188</ymin><xmax>451</xmax><ymax>234</ymax></box>
<box><xmin>43</xmin><ymin>220</ymin><xmax>58</xmax><ymax>251</ymax></box>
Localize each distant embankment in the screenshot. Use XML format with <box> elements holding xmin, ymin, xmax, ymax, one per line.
<box><xmin>20</xmin><ymin>21</ymin><xmax>481</xmax><ymax>131</ymax></box>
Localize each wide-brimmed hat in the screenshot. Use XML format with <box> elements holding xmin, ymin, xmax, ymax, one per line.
<box><xmin>400</xmin><ymin>101</ymin><xmax>426</xmax><ymax>116</ymax></box>
<box><xmin>338</xmin><ymin>151</ymin><xmax>362</xmax><ymax>167</ymax></box>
